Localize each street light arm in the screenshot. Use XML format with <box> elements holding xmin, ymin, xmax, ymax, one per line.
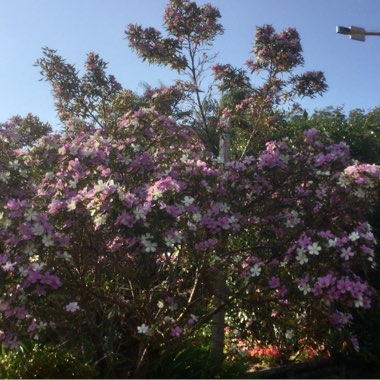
<box><xmin>365</xmin><ymin>31</ymin><xmax>380</xmax><ymax>36</ymax></box>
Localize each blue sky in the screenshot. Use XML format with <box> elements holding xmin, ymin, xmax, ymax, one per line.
<box><xmin>1</xmin><ymin>0</ymin><xmax>380</xmax><ymax>129</ymax></box>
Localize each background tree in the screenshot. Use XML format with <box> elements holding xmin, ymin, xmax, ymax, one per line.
<box><xmin>127</xmin><ymin>0</ymin><xmax>223</xmax><ymax>154</ymax></box>
<box><xmin>36</xmin><ymin>48</ymin><xmax>123</xmax><ymax>130</ymax></box>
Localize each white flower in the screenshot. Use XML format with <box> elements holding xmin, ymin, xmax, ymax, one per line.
<box><xmin>298</xmin><ymin>283</ymin><xmax>311</xmax><ymax>295</ymax></box>
<box><xmin>32</xmin><ymin>262</ymin><xmax>44</xmax><ymax>271</ymax></box>
<box><xmin>228</xmin><ymin>216</ymin><xmax>238</xmax><ymax>225</ymax></box>
<box><xmin>24</xmin><ymin>209</ymin><xmax>38</xmax><ymax>222</ymax></box>
<box><xmin>285</xmin><ymin>210</ymin><xmax>300</xmax><ymax>228</ymax></box>
<box><xmin>296</xmin><ymin>248</ymin><xmax>308</xmax><ymax>265</ymax></box>
<box><xmin>19</xmin><ymin>169</ymin><xmax>28</xmax><ymax>178</ymax></box>
<box><xmin>24</xmin><ymin>242</ymin><xmax>36</xmax><ymax>256</ymax></box>
<box><xmin>182</xmin><ymin>196</ymin><xmax>194</xmax><ymax>207</ymax></box>
<box><xmin>18</xmin><ymin>266</ymin><xmax>28</xmax><ymax>277</ymax></box>
<box><xmin>67</xmin><ymin>200</ymin><xmax>77</xmax><ymax>211</ymax></box>
<box><xmin>9</xmin><ymin>160</ymin><xmax>20</xmax><ymax>170</ymax></box>
<box><xmin>180</xmin><ymin>154</ymin><xmax>189</xmax><ymax>162</ymax></box>
<box><xmin>151</xmin><ymin>189</ymin><xmax>163</xmax><ymax>200</ymax></box>
<box><xmin>29</xmin><ymin>254</ymin><xmax>40</xmax><ymax>263</ymax></box>
<box><xmin>94</xmin><ymin>180</ymin><xmax>106</xmax><ymax>193</ymax></box>
<box><xmin>62</xmin><ymin>251</ymin><xmax>73</xmax><ymax>262</ymax></box>
<box><xmin>65</xmin><ymin>302</ymin><xmax>80</xmax><ymax>313</ymax></box>
<box><xmin>141</xmin><ymin>234</ymin><xmax>157</xmax><ymax>252</ymax></box>
<box><xmin>83</xmin><ymin>149</ymin><xmax>94</xmax><ymax>158</ymax></box>
<box><xmin>354</xmin><ymin>188</ymin><xmax>365</xmax><ymax>198</ymax></box>
<box><xmin>285</xmin><ymin>329</ymin><xmax>295</xmax><ymax>340</ymax></box>
<box><xmin>349</xmin><ymin>231</ymin><xmax>360</xmax><ymax>242</ymax></box>
<box><xmin>192</xmin><ymin>213</ymin><xmax>202</xmax><ymax>223</ymax></box>
<box><xmin>307</xmin><ymin>242</ymin><xmax>321</xmax><ymax>256</ymax></box>
<box><xmin>338</xmin><ymin>175</ymin><xmax>350</xmax><ymax>188</ymax></box>
<box><xmin>0</xmin><ymin>171</ymin><xmax>10</xmax><ymax>183</ymax></box>
<box><xmin>204</xmin><ymin>183</ymin><xmax>212</xmax><ymax>193</ymax></box>
<box><xmin>328</xmin><ymin>238</ymin><xmax>337</xmax><ymax>248</ymax></box>
<box><xmin>131</xmin><ymin>143</ymin><xmax>141</xmax><ymax>152</ymax></box>
<box><xmin>187</xmin><ymin>221</ymin><xmax>197</xmax><ymax>231</ymax></box>
<box><xmin>38</xmin><ymin>321</ymin><xmax>48</xmax><ymax>331</ymax></box>
<box><xmin>141</xmin><ymin>233</ymin><xmax>153</xmax><ymax>242</ymax></box>
<box><xmin>137</xmin><ymin>323</ymin><xmax>150</xmax><ymax>334</ymax></box>
<box><xmin>69</xmin><ymin>180</ymin><xmax>78</xmax><ymax>189</ymax></box>
<box><xmin>143</xmin><ymin>240</ymin><xmax>157</xmax><ymax>253</ymax></box>
<box><xmin>69</xmin><ymin>145</ymin><xmax>78</xmax><ymax>155</ymax></box>
<box><xmin>354</xmin><ymin>297</ymin><xmax>364</xmax><ymax>308</ymax></box>
<box><xmin>133</xmin><ymin>207</ymin><xmax>145</xmax><ymax>220</ymax></box>
<box><xmin>94</xmin><ymin>214</ymin><xmax>107</xmax><ymax>228</ymax></box>
<box><xmin>220</xmin><ymin>203</ymin><xmax>230</xmax><ymax>213</ymax></box>
<box><xmin>249</xmin><ymin>264</ymin><xmax>262</xmax><ymax>277</ymax></box>
<box><xmin>32</xmin><ymin>223</ymin><xmax>44</xmax><ymax>236</ymax></box>
<box><xmin>165</xmin><ymin>236</ymin><xmax>176</xmax><ymax>248</ymax></box>
<box><xmin>42</xmin><ymin>234</ymin><xmax>54</xmax><ymax>247</ymax></box>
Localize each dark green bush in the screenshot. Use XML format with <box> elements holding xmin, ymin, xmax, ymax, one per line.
<box><xmin>0</xmin><ymin>343</ymin><xmax>97</xmax><ymax>379</ymax></box>
<box><xmin>147</xmin><ymin>344</ymin><xmax>249</xmax><ymax>379</ymax></box>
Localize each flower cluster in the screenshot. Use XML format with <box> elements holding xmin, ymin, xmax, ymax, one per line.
<box><xmin>250</xmin><ymin>25</ymin><xmax>304</xmax><ymax>73</ymax></box>
<box><xmin>163</xmin><ymin>0</ymin><xmax>223</xmax><ymax>44</ymax></box>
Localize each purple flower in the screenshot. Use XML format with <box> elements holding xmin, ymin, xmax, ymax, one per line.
<box><xmin>340</xmin><ymin>247</ymin><xmax>354</xmax><ymax>261</ymax></box>
<box><xmin>115</xmin><ymin>211</ymin><xmax>135</xmax><ymax>227</ymax></box>
<box><xmin>298</xmin><ymin>234</ymin><xmax>312</xmax><ymax>250</ymax></box>
<box><xmin>170</xmin><ymin>326</ymin><xmax>183</xmax><ymax>337</ymax></box>
<box><xmin>65</xmin><ymin>302</ymin><xmax>80</xmax><ymax>313</ymax></box>
<box><xmin>268</xmin><ymin>276</ymin><xmax>281</xmax><ymax>289</ymax></box>
<box><xmin>350</xmin><ymin>335</ymin><xmax>360</xmax><ymax>352</ymax></box>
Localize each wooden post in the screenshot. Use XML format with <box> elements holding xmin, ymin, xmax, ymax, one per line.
<box><xmin>211</xmin><ymin>118</ymin><xmax>231</xmax><ymax>363</ymax></box>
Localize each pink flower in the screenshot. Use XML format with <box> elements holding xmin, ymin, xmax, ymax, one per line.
<box><xmin>170</xmin><ymin>326</ymin><xmax>183</xmax><ymax>337</ymax></box>
<box><xmin>65</xmin><ymin>302</ymin><xmax>80</xmax><ymax>313</ymax></box>
<box><xmin>350</xmin><ymin>335</ymin><xmax>360</xmax><ymax>352</ymax></box>
<box><xmin>2</xmin><ymin>261</ymin><xmax>16</xmax><ymax>272</ymax></box>
<box><xmin>340</xmin><ymin>247</ymin><xmax>354</xmax><ymax>261</ymax></box>
<box><xmin>268</xmin><ymin>276</ymin><xmax>280</xmax><ymax>289</ymax></box>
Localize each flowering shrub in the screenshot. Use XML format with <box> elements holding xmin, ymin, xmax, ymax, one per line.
<box><xmin>248</xmin><ymin>345</ymin><xmax>282</xmax><ymax>366</ymax></box>
<box><xmin>3</xmin><ymin>110</ymin><xmax>378</xmax><ymax>376</ymax></box>
<box><xmin>1</xmin><ymin>1</ymin><xmax>380</xmax><ymax>377</ymax></box>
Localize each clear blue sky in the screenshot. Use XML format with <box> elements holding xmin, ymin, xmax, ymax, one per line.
<box><xmin>1</xmin><ymin>0</ymin><xmax>380</xmax><ymax>129</ymax></box>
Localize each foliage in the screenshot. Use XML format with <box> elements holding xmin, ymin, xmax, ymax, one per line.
<box><xmin>281</xmin><ymin>106</ymin><xmax>380</xmax><ymax>367</ymax></box>
<box><xmin>0</xmin><ymin>343</ymin><xmax>97</xmax><ymax>379</ymax></box>
<box><xmin>36</xmin><ymin>48</ymin><xmax>123</xmax><ymax>126</ymax></box>
<box><xmin>127</xmin><ymin>3</ymin><xmax>328</xmax><ymax>158</ymax></box>
<box><xmin>1</xmin><ymin>111</ymin><xmax>379</xmax><ymax>375</ymax></box>
<box><xmin>278</xmin><ymin>106</ymin><xmax>380</xmax><ymax>165</ymax></box>
<box><xmin>148</xmin><ymin>344</ymin><xmax>249</xmax><ymax>379</ymax></box>
<box><xmin>0</xmin><ymin>113</ymin><xmax>51</xmax><ymax>149</ymax></box>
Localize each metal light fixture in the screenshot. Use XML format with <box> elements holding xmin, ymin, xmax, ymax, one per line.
<box><xmin>336</xmin><ymin>25</ymin><xmax>380</xmax><ymax>42</ymax></box>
